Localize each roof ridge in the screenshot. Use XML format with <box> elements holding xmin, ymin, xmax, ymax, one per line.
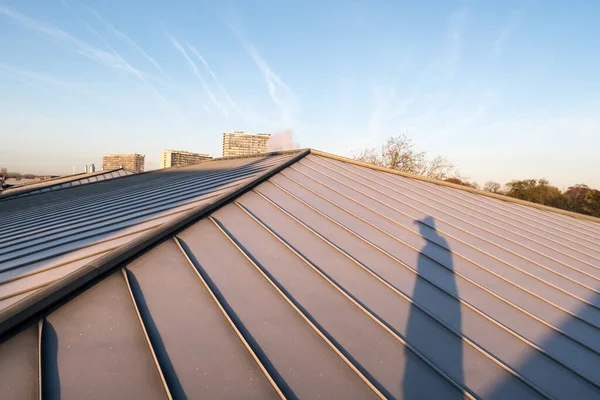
<box><xmin>0</xmin><ymin>149</ymin><xmax>310</xmax><ymax>340</ymax></box>
<box><xmin>311</xmin><ymin>149</ymin><xmax>600</xmax><ymax>224</ymax></box>
<box><xmin>157</xmin><ymin>149</ymin><xmax>307</xmax><ymax>173</ymax></box>
<box><xmin>1</xmin><ymin>150</ymin><xmax>306</xmax><ymax>201</ymax></box>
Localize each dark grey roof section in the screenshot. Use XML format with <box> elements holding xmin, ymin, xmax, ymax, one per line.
<box><xmin>0</xmin><ymin>168</ymin><xmax>134</xmax><ymax>200</ymax></box>
<box><xmin>0</xmin><ymin>149</ymin><xmax>599</xmax><ymax>399</ymax></box>
<box><xmin>0</xmin><ymin>152</ymin><xmax>300</xmax><ymax>313</ymax></box>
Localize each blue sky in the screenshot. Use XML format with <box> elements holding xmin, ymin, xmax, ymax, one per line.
<box><xmin>1</xmin><ymin>0</ymin><xmax>599</xmax><ymax>188</ymax></box>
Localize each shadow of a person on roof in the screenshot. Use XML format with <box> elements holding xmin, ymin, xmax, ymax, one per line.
<box><xmin>403</xmin><ymin>216</ymin><xmax>463</xmax><ymax>398</ymax></box>
<box><xmin>41</xmin><ymin>320</ymin><xmax>60</xmax><ymax>400</ymax></box>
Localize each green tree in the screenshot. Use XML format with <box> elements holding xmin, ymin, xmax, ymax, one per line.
<box><xmin>583</xmin><ymin>189</ymin><xmax>600</xmax><ymax>217</ymax></box>
<box><xmin>563</xmin><ymin>184</ymin><xmax>592</xmax><ymax>213</ymax></box>
<box><xmin>504</xmin><ymin>178</ymin><xmax>565</xmax><ymax>207</ymax></box>
<box><xmin>444</xmin><ymin>177</ymin><xmax>479</xmax><ymax>189</ymax></box>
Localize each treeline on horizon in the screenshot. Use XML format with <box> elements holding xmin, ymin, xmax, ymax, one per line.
<box><xmin>2</xmin><ymin>172</ymin><xmax>39</xmax><ymax>179</ymax></box>
<box><xmin>353</xmin><ymin>135</ymin><xmax>600</xmax><ymax>219</ymax></box>
<box><xmin>1</xmin><ymin>169</ymin><xmax>60</xmax><ymax>180</ymax></box>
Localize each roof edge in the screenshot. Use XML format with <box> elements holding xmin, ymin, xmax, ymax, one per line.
<box><xmin>0</xmin><ymin>149</ymin><xmax>311</xmax><ymax>340</ymax></box>
<box><xmin>0</xmin><ymin>168</ymin><xmax>135</xmax><ymax>201</ymax></box>
<box><xmin>311</xmin><ymin>149</ymin><xmax>600</xmax><ymax>224</ymax></box>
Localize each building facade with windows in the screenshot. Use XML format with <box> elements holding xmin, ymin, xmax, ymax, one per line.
<box><xmin>160</xmin><ymin>150</ymin><xmax>212</xmax><ymax>169</ymax></box>
<box><xmin>222</xmin><ymin>131</ymin><xmax>270</xmax><ymax>157</ymax></box>
<box><xmin>102</xmin><ymin>153</ymin><xmax>145</xmax><ymax>173</ymax></box>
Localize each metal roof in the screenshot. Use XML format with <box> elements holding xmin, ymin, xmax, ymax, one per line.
<box><xmin>1</xmin><ymin>150</ymin><xmax>599</xmax><ymax>399</ymax></box>
<box><xmin>0</xmin><ymin>152</ymin><xmax>299</xmax><ymax>314</ymax></box>
<box><xmin>0</xmin><ymin>168</ymin><xmax>135</xmax><ymax>200</ymax></box>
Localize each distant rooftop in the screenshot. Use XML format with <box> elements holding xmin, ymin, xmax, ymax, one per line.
<box><xmin>163</xmin><ymin>149</ymin><xmax>210</xmax><ymax>156</ymax></box>
<box><xmin>0</xmin><ymin>168</ymin><xmax>135</xmax><ymax>200</ymax></box>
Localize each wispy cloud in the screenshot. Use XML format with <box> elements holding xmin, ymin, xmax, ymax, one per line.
<box><xmin>491</xmin><ymin>8</ymin><xmax>524</xmax><ymax>58</ymax></box>
<box><xmin>419</xmin><ymin>8</ymin><xmax>467</xmax><ymax>83</ymax></box>
<box><xmin>0</xmin><ymin>5</ymin><xmax>167</xmax><ymax>103</ymax></box>
<box><xmin>367</xmin><ymin>83</ymin><xmax>414</xmax><ymax>141</ymax></box>
<box><xmin>86</xmin><ymin>7</ymin><xmax>175</xmax><ymax>85</ymax></box>
<box><xmin>227</xmin><ymin>22</ymin><xmax>298</xmax><ymax>128</ymax></box>
<box><xmin>85</xmin><ymin>22</ymin><xmax>170</xmax><ymax>105</ymax></box>
<box><xmin>0</xmin><ymin>62</ymin><xmax>127</xmax><ymax>113</ymax></box>
<box><xmin>444</xmin><ymin>9</ymin><xmax>467</xmax><ymax>81</ymax></box>
<box><xmin>187</xmin><ymin>43</ymin><xmax>250</xmax><ymax>120</ymax></box>
<box><xmin>367</xmin><ymin>85</ymin><xmax>396</xmax><ymax>140</ymax></box>
<box><xmin>0</xmin><ymin>64</ymin><xmax>57</xmax><ymax>88</ymax></box>
<box><xmin>201</xmin><ymin>103</ymin><xmax>213</xmax><ymax>114</ymax></box>
<box><xmin>446</xmin><ymin>103</ymin><xmax>600</xmax><ymax>188</ymax></box>
<box><xmin>0</xmin><ymin>62</ymin><xmax>101</xmax><ymax>97</ymax></box>
<box><xmin>0</xmin><ymin>67</ymin><xmax>48</xmax><ymax>92</ymax></box>
<box><xmin>0</xmin><ymin>6</ymin><xmax>136</xmax><ymax>76</ymax></box>
<box><xmin>168</xmin><ymin>34</ymin><xmax>228</xmax><ymax>117</ymax></box>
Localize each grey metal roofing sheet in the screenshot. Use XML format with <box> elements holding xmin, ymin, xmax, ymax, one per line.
<box><xmin>126</xmin><ymin>239</ymin><xmax>280</xmax><ymax>399</ymax></box>
<box><xmin>0</xmin><ymin>150</ymin><xmax>599</xmax><ymax>399</ymax></box>
<box><xmin>178</xmin><ymin>220</ymin><xmax>383</xmax><ymax>399</ymax></box>
<box><xmin>43</xmin><ymin>271</ymin><xmax>168</xmax><ymax>399</ymax></box>
<box><xmin>0</xmin><ymin>153</ymin><xmax>298</xmax><ymax>312</ymax></box>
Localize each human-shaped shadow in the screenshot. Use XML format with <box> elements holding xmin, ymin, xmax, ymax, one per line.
<box><xmin>403</xmin><ymin>216</ymin><xmax>463</xmax><ymax>398</ymax></box>
<box><xmin>41</xmin><ymin>320</ymin><xmax>60</xmax><ymax>399</ymax></box>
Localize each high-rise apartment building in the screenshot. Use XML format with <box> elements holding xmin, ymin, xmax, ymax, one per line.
<box><xmin>160</xmin><ymin>150</ymin><xmax>212</xmax><ymax>169</ymax></box>
<box><xmin>222</xmin><ymin>131</ymin><xmax>270</xmax><ymax>157</ymax></box>
<box><xmin>102</xmin><ymin>154</ymin><xmax>145</xmax><ymax>173</ymax></box>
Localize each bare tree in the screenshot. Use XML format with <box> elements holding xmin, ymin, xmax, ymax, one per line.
<box><xmin>353</xmin><ymin>134</ymin><xmax>456</xmax><ymax>180</ymax></box>
<box><xmin>483</xmin><ymin>181</ymin><xmax>502</xmax><ymax>193</ymax></box>
<box><xmin>418</xmin><ymin>155</ymin><xmax>456</xmax><ymax>180</ymax></box>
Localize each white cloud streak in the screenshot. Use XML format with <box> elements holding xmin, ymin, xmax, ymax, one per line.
<box><xmin>187</xmin><ymin>43</ymin><xmax>249</xmax><ymax>119</ymax></box>
<box><xmin>86</xmin><ymin>7</ymin><xmax>175</xmax><ymax>84</ymax></box>
<box><xmin>0</xmin><ymin>6</ymin><xmax>136</xmax><ymax>76</ymax></box>
<box><xmin>201</xmin><ymin>103</ymin><xmax>213</xmax><ymax>114</ymax></box>
<box><xmin>491</xmin><ymin>8</ymin><xmax>524</xmax><ymax>58</ymax></box>
<box><xmin>418</xmin><ymin>9</ymin><xmax>467</xmax><ymax>83</ymax></box>
<box><xmin>446</xmin><ymin>106</ymin><xmax>600</xmax><ymax>188</ymax></box>
<box><xmin>0</xmin><ymin>62</ymin><xmax>106</xmax><ymax>98</ymax></box>
<box><xmin>228</xmin><ymin>23</ymin><xmax>298</xmax><ymax>128</ymax></box>
<box><xmin>0</xmin><ymin>5</ymin><xmax>168</xmax><ymax>104</ymax></box>
<box><xmin>0</xmin><ymin>68</ymin><xmax>47</xmax><ymax>92</ymax></box>
<box><xmin>367</xmin><ymin>84</ymin><xmax>414</xmax><ymax>141</ymax></box>
<box><xmin>169</xmin><ymin>35</ymin><xmax>228</xmax><ymax>117</ymax></box>
<box><xmin>0</xmin><ymin>63</ymin><xmax>62</xmax><ymax>88</ymax></box>
<box><xmin>444</xmin><ymin>9</ymin><xmax>467</xmax><ymax>81</ymax></box>
<box><xmin>0</xmin><ymin>63</ymin><xmax>130</xmax><ymax>114</ymax></box>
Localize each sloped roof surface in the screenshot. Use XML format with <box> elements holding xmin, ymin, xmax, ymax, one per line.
<box><xmin>0</xmin><ymin>153</ymin><xmax>298</xmax><ymax>313</ymax></box>
<box><xmin>1</xmin><ymin>151</ymin><xmax>600</xmax><ymax>399</ymax></box>
<box><xmin>0</xmin><ymin>168</ymin><xmax>134</xmax><ymax>200</ymax></box>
